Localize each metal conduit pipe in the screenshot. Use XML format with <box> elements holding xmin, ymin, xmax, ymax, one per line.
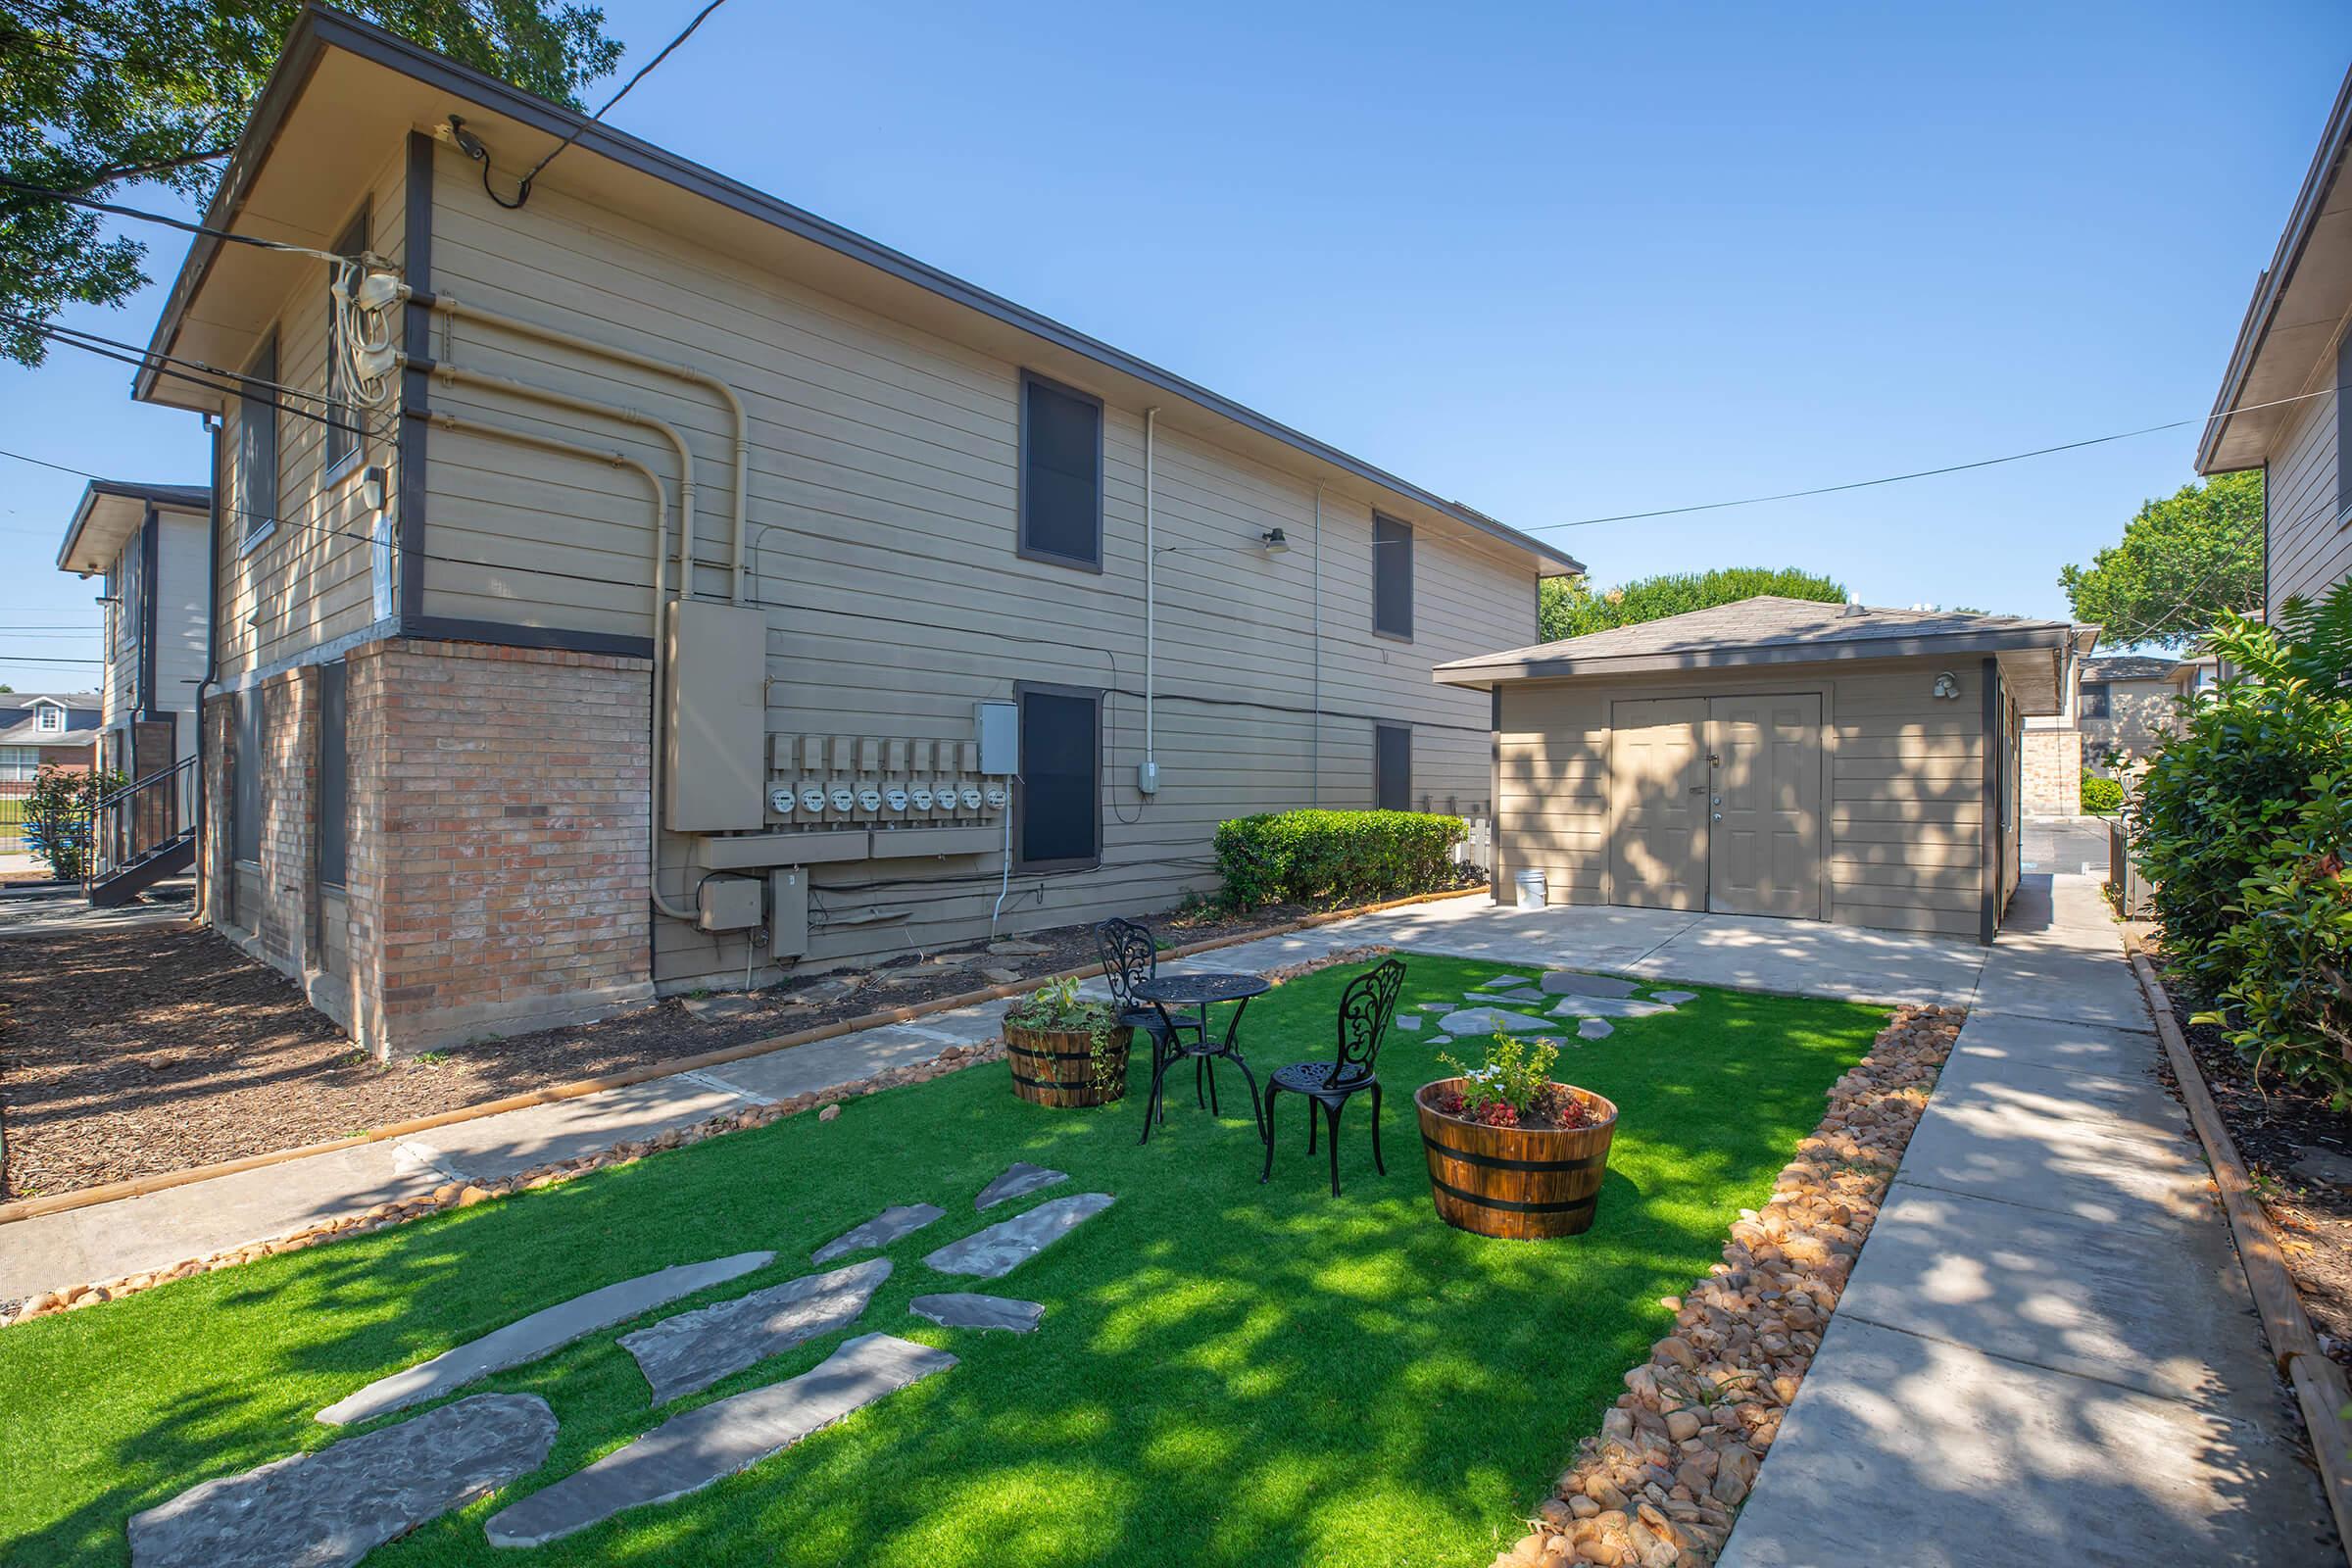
<box><xmin>424</xmin><ymin>291</ymin><xmax>750</xmax><ymax>605</ymax></box>
<box><xmin>420</xmin><ymin>409</ymin><xmax>695</xmax><ymax>922</ymax></box>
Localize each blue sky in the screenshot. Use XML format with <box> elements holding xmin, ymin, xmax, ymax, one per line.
<box><xmin>0</xmin><ymin>0</ymin><xmax>2344</xmax><ymax>687</ymax></box>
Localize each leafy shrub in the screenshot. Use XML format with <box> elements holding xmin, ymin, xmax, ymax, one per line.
<box><xmin>2080</xmin><ymin>774</ymin><xmax>2125</xmax><ymax>814</ymax></box>
<box><xmin>1211</xmin><ymin>808</ymin><xmax>1465</xmax><ymax>909</ymax></box>
<box><xmin>22</xmin><ymin>763</ymin><xmax>122</xmax><ymax>881</ymax></box>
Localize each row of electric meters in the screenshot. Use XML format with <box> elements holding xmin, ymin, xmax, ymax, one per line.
<box><xmin>763</xmin><ymin>733</ymin><xmax>1008</xmax><ymax>827</ymax></box>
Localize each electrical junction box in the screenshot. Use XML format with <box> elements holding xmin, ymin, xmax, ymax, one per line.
<box><xmin>975</xmin><ymin>702</ymin><xmax>1017</xmax><ymax>775</ymax></box>
<box><xmin>1137</xmin><ymin>760</ymin><xmax>1160</xmax><ymax>795</ymax></box>
<box><xmin>664</xmin><ymin>600</ymin><xmax>767</xmax><ymax>832</ymax></box>
<box><xmin>697</xmin><ymin>876</ymin><xmax>763</xmax><ymax>932</ymax></box>
<box><xmin>769</xmin><ymin>867</ymin><xmax>809</xmax><ymax>958</ymax></box>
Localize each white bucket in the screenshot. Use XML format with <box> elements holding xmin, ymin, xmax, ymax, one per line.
<box><xmin>1514</xmin><ymin>869</ymin><xmax>1547</xmax><ymax>909</ymax></box>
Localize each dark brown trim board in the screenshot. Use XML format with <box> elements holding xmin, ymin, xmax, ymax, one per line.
<box><xmin>396</xmin><ymin>128</ymin><xmax>434</xmax><ymax>631</ymax></box>
<box><xmin>1979</xmin><ymin>656</ymin><xmax>2000</xmax><ymax>947</ymax></box>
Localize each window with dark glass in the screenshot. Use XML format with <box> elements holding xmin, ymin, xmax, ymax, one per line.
<box><xmin>1015</xmin><ymin>683</ymin><xmax>1101</xmax><ymax>868</ymax></box>
<box><xmin>318</xmin><ymin>662</ymin><xmax>349</xmax><ymax>887</ymax></box>
<box><xmin>1375</xmin><ymin>722</ymin><xmax>1411</xmax><ymax>811</ymax></box>
<box><xmin>232</xmin><ymin>690</ymin><xmax>262</xmax><ymax>862</ymax></box>
<box><xmin>238</xmin><ymin>334</ymin><xmax>279</xmax><ymax>551</ymax></box>
<box><xmin>324</xmin><ymin>209</ymin><xmax>369</xmax><ymax>474</ymax></box>
<box><xmin>1373</xmin><ymin>514</ymin><xmax>1413</xmax><ymax>639</ymax></box>
<box><xmin>2079</xmin><ymin>682</ymin><xmax>2111</xmax><ymax>720</ymax></box>
<box><xmin>1018</xmin><ymin>372</ymin><xmax>1102</xmax><ymax>569</ymax></box>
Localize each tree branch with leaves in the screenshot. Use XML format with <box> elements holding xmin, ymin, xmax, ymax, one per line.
<box><xmin>2057</xmin><ymin>470</ymin><xmax>2264</xmax><ymax>648</ymax></box>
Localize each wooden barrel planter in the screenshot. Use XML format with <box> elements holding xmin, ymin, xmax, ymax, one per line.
<box><xmin>1004</xmin><ymin>1019</ymin><xmax>1133</xmax><ymax>1108</ymax></box>
<box><xmin>1415</xmin><ymin>1079</ymin><xmax>1618</xmax><ymax>1240</ymax></box>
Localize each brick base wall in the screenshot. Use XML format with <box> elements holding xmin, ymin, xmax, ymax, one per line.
<box><xmin>2021</xmin><ymin>726</ymin><xmax>2081</xmax><ymax>816</ymax></box>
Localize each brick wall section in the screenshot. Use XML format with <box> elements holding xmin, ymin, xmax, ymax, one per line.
<box><xmin>2021</xmin><ymin>726</ymin><xmax>2081</xmax><ymax>816</ymax></box>
<box><xmin>198</xmin><ymin>670</ymin><xmax>318</xmax><ymax>966</ymax></box>
<box><xmin>351</xmin><ymin>639</ymin><xmax>653</xmax><ymax>1054</ymax></box>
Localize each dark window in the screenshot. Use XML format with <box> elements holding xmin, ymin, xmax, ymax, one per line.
<box><xmin>1373</xmin><ymin>514</ymin><xmax>1413</xmax><ymax>640</ymax></box>
<box><xmin>1375</xmin><ymin>722</ymin><xmax>1411</xmax><ymax>811</ymax></box>
<box><xmin>318</xmin><ymin>662</ymin><xmax>349</xmax><ymax>887</ymax></box>
<box><xmin>2079</xmin><ymin>682</ymin><xmax>2111</xmax><ymax>720</ymax></box>
<box><xmin>324</xmin><ymin>209</ymin><xmax>369</xmax><ymax>473</ymax></box>
<box><xmin>1018</xmin><ymin>372</ymin><xmax>1102</xmax><ymax>569</ymax></box>
<box><xmin>238</xmin><ymin>334</ymin><xmax>279</xmax><ymax>550</ymax></box>
<box><xmin>1015</xmin><ymin>683</ymin><xmax>1101</xmax><ymax>868</ymax></box>
<box><xmin>232</xmin><ymin>689</ymin><xmax>262</xmax><ymax>863</ymax></box>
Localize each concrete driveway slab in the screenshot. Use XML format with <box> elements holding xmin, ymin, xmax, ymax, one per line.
<box><xmin>1944</xmin><ymin>1012</ymin><xmax>2162</xmax><ymax>1085</ymax></box>
<box><xmin>1627</xmin><ymin>915</ymin><xmax>1986</xmax><ymax>1005</ymax></box>
<box><xmin>1716</xmin><ymin>1315</ymin><xmax>2334</xmax><ymax>1568</ymax></box>
<box><xmin>1892</xmin><ymin>1076</ymin><xmax>2213</xmax><ymax>1230</ymax></box>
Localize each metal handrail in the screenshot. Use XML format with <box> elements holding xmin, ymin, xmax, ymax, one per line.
<box><xmin>82</xmin><ymin>755</ymin><xmax>198</xmax><ymax>889</ymax></box>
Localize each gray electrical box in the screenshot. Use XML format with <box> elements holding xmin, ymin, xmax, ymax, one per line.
<box><xmin>664</xmin><ymin>600</ymin><xmax>768</xmax><ymax>831</ymax></box>
<box><xmin>975</xmin><ymin>702</ymin><xmax>1017</xmax><ymax>775</ymax></box>
<box><xmin>697</xmin><ymin>876</ymin><xmax>763</xmax><ymax>932</ymax></box>
<box><xmin>769</xmin><ymin>867</ymin><xmax>809</xmax><ymax>958</ymax></box>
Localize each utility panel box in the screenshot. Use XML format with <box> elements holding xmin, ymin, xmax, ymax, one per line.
<box><xmin>697</xmin><ymin>875</ymin><xmax>763</xmax><ymax>932</ymax></box>
<box><xmin>665</xmin><ymin>600</ymin><xmax>767</xmax><ymax>832</ymax></box>
<box><xmin>769</xmin><ymin>867</ymin><xmax>809</xmax><ymax>958</ymax></box>
<box><xmin>976</xmin><ymin>702</ymin><xmax>1017</xmax><ymax>775</ymax></box>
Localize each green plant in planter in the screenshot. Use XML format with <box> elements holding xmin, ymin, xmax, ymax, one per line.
<box><xmin>1435</xmin><ymin>1033</ymin><xmax>1589</xmax><ymax>1129</ymax></box>
<box><xmin>1004</xmin><ymin>976</ymin><xmax>1129</xmax><ymax>1094</ymax></box>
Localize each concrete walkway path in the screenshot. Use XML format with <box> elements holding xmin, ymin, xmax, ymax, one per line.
<box><xmin>0</xmin><ymin>896</ymin><xmax>1986</xmax><ymax>1303</ymax></box>
<box><xmin>1719</xmin><ymin>872</ymin><xmax>2337</xmax><ymax>1567</ymax></box>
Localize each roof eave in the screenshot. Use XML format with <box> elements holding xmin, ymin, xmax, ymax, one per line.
<box><xmin>1433</xmin><ymin>625</ymin><xmax>2076</xmax><ymax>687</ymax></box>
<box><xmin>139</xmin><ymin>6</ymin><xmax>1581</xmax><ymax>575</ymax></box>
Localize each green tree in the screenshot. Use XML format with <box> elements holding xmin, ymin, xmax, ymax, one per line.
<box><xmin>0</xmin><ymin>0</ymin><xmax>622</xmax><ymax>367</ymax></box>
<box><xmin>1539</xmin><ymin>565</ymin><xmax>1846</xmax><ymax>642</ymax></box>
<box><xmin>2057</xmin><ymin>471</ymin><xmax>2264</xmax><ymax>648</ymax></box>
<box><xmin>22</xmin><ymin>760</ymin><xmax>122</xmax><ymax>880</ymax></box>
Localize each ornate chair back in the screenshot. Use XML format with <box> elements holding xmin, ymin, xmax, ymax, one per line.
<box><xmin>1330</xmin><ymin>958</ymin><xmax>1406</xmax><ymax>1090</ymax></box>
<box><xmin>1096</xmin><ymin>917</ymin><xmax>1157</xmax><ymax>1013</ymax></box>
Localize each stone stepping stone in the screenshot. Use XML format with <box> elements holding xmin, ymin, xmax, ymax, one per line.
<box><xmin>1429</xmin><ymin>1035</ymin><xmax>1453</xmax><ymax>1047</ymax></box>
<box><xmin>1472</xmin><ymin>987</ymin><xmax>1552</xmax><ymax>1006</ymax></box>
<box><xmin>974</xmin><ymin>1162</ymin><xmax>1067</xmax><ymax>1211</ymax></box>
<box><xmin>1395</xmin><ymin>1013</ymin><xmax>1422</xmax><ymax>1031</ymax></box>
<box><xmin>317</xmin><ymin>1252</ymin><xmax>772</xmax><ymax>1427</ymax></box>
<box><xmin>909</xmin><ymin>1293</ymin><xmax>1045</xmax><ymax>1333</ymax></box>
<box><xmin>131</xmin><ymin>1393</ymin><xmax>555</xmax><ymax>1568</ymax></box>
<box><xmin>1547</xmin><ymin>996</ymin><xmax>1677</xmax><ymax>1021</ymax></box>
<box><xmin>1473</xmin><ymin>974</ymin><xmax>1535</xmax><ymax>990</ymax></box>
<box><xmin>811</xmin><ymin>1203</ymin><xmax>945</xmax><ymax>1263</ymax></box>
<box><xmin>1540</xmin><ymin>970</ymin><xmax>1642</xmax><ymax>999</ymax></box>
<box><xmin>482</xmin><ymin>1334</ymin><xmax>954</xmax><ymax>1548</ymax></box>
<box><xmin>922</xmin><ymin>1193</ymin><xmax>1114</xmax><ymax>1280</ymax></box>
<box><xmin>620</xmin><ymin>1259</ymin><xmax>892</xmax><ymax>1405</ymax></box>
<box><xmin>1435</xmin><ymin>1007</ymin><xmax>1559</xmax><ymax>1036</ymax></box>
<box><xmin>1578</xmin><ymin>1018</ymin><xmax>1614</xmax><ymax>1041</ymax></box>
<box><xmin>1648</xmin><ymin>989</ymin><xmax>1700</xmax><ymax>1005</ymax></box>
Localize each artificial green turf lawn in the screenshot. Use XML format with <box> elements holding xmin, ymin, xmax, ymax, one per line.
<box><xmin>0</xmin><ymin>955</ymin><xmax>1884</xmax><ymax>1568</ymax></box>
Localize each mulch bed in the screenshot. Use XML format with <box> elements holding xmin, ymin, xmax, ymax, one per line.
<box><xmin>0</xmin><ymin>892</ymin><xmax>1451</xmax><ymax>1201</ymax></box>
<box><xmin>2143</xmin><ymin>941</ymin><xmax>2352</xmax><ymax>1376</ymax></box>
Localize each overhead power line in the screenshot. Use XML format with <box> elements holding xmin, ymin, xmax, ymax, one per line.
<box><xmin>0</xmin><ymin>175</ymin><xmax>360</xmax><ymax>265</ymax></box>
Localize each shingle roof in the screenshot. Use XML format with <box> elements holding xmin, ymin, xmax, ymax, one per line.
<box><xmin>1433</xmin><ymin>597</ymin><xmax>2075</xmax><ymax>684</ymax></box>
<box><xmin>2080</xmin><ymin>656</ymin><xmax>2179</xmax><ymax>682</ymax></box>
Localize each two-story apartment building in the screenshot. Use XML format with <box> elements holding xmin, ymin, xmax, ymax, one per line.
<box><xmin>2199</xmin><ymin>63</ymin><xmax>2352</xmax><ymax>615</ymax></box>
<box><xmin>128</xmin><ymin>9</ymin><xmax>1580</xmax><ymax>1054</ymax></box>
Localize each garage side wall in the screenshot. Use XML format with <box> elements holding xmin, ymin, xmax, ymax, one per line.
<box><xmin>1494</xmin><ymin>658</ymin><xmax>1987</xmax><ymax>939</ymax></box>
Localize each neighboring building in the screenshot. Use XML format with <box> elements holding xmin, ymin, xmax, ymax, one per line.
<box><xmin>1436</xmin><ymin>598</ymin><xmax>2079</xmax><ymax>944</ymax></box>
<box><xmin>2076</xmin><ymin>655</ymin><xmax>2185</xmax><ymax>775</ymax></box>
<box><xmin>2168</xmin><ymin>655</ymin><xmax>2220</xmax><ymax>701</ymax></box>
<box><xmin>2019</xmin><ymin>622</ymin><xmax>2099</xmax><ymax>815</ymax></box>
<box><xmin>126</xmin><ymin>10</ymin><xmax>1581</xmax><ymax>1054</ymax></box>
<box><xmin>2198</xmin><ymin>64</ymin><xmax>2352</xmax><ymax>615</ymax></box>
<box><xmin>0</xmin><ymin>693</ymin><xmax>101</xmax><ymax>796</ymax></box>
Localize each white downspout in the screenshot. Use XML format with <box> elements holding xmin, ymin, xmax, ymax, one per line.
<box><xmin>1144</xmin><ymin>406</ymin><xmax>1158</xmax><ymax>773</ymax></box>
<box><xmin>420</xmin><ymin>410</ymin><xmax>693</xmax><ymax>920</ymax></box>
<box><xmin>1311</xmin><ymin>482</ymin><xmax>1323</xmax><ymax>807</ymax></box>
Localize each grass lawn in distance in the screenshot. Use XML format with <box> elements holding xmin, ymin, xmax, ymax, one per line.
<box><xmin>0</xmin><ymin>954</ymin><xmax>1886</xmax><ymax>1568</ymax></box>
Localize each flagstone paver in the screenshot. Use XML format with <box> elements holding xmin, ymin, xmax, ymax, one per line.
<box><xmin>1577</xmin><ymin>1018</ymin><xmax>1614</xmax><ymax>1040</ymax></box>
<box><xmin>1547</xmin><ymin>995</ymin><xmax>1677</xmax><ymax>1020</ymax></box>
<box><xmin>129</xmin><ymin>1394</ymin><xmax>556</xmax><ymax>1568</ymax></box>
<box><xmin>922</xmin><ymin>1194</ymin><xmax>1114</xmax><ymax>1279</ymax></box>
<box><xmin>316</xmin><ymin>1252</ymin><xmax>773</xmax><ymax>1426</ymax></box>
<box><xmin>620</xmin><ymin>1259</ymin><xmax>892</xmax><ymax>1405</ymax></box>
<box><xmin>908</xmin><ymin>1293</ymin><xmax>1045</xmax><ymax>1333</ymax></box>
<box><xmin>973</xmin><ymin>1163</ymin><xmax>1066</xmax><ymax>1211</ymax></box>
<box><xmin>1649</xmin><ymin>989</ymin><xmax>1700</xmax><ymax>1004</ymax></box>
<box><xmin>810</xmin><ymin>1203</ymin><xmax>944</xmax><ymax>1263</ymax></box>
<box><xmin>482</xmin><ymin>1335</ymin><xmax>954</xmax><ymax>1548</ymax></box>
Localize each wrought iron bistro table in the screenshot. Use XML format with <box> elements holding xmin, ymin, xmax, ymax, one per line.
<box><xmin>1130</xmin><ymin>971</ymin><xmax>1271</xmax><ymax>1146</ymax></box>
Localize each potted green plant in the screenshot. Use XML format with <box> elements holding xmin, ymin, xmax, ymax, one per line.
<box><xmin>1003</xmin><ymin>977</ymin><xmax>1133</xmax><ymax>1106</ymax></box>
<box><xmin>1416</xmin><ymin>1033</ymin><xmax>1618</xmax><ymax>1240</ymax></box>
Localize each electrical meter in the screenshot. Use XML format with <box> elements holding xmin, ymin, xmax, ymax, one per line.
<box><xmin>983</xmin><ymin>783</ymin><xmax>1007</xmax><ymax>808</ymax></box>
<box><xmin>797</xmin><ymin>784</ymin><xmax>826</xmax><ymax>813</ymax></box>
<box><xmin>909</xmin><ymin>784</ymin><xmax>934</xmax><ymax>809</ymax></box>
<box><xmin>769</xmin><ymin>786</ymin><xmax>796</xmax><ymax>815</ymax></box>
<box><xmin>856</xmin><ymin>787</ymin><xmax>882</xmax><ymax>812</ymax></box>
<box><xmin>884</xmin><ymin>787</ymin><xmax>909</xmax><ymax>812</ymax></box>
<box><xmin>828</xmin><ymin>786</ymin><xmax>856</xmax><ymax>813</ymax></box>
<box><xmin>957</xmin><ymin>784</ymin><xmax>983</xmax><ymax>810</ymax></box>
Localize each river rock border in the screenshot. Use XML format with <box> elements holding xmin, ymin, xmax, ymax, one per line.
<box><xmin>1488</xmin><ymin>1002</ymin><xmax>1964</xmax><ymax>1568</ymax></box>
<box><xmin>4</xmin><ymin>944</ymin><xmax>1394</xmax><ymax>1328</ymax></box>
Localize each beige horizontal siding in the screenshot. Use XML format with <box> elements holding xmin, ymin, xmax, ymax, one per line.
<box><xmin>2266</xmin><ymin>382</ymin><xmax>2352</xmax><ymax>613</ymax></box>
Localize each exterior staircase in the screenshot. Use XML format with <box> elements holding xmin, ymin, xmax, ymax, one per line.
<box><xmin>85</xmin><ymin>756</ymin><xmax>197</xmax><ymax>907</ymax></box>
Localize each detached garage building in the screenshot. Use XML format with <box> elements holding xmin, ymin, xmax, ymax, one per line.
<box><xmin>1434</xmin><ymin>598</ymin><xmax>2081</xmax><ymax>944</ymax></box>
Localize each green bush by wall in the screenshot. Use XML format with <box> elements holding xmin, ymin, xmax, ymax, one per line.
<box><xmin>1212</xmin><ymin>809</ymin><xmax>1466</xmax><ymax>909</ymax></box>
<box><xmin>2080</xmin><ymin>775</ymin><xmax>2125</xmax><ymax>814</ymax></box>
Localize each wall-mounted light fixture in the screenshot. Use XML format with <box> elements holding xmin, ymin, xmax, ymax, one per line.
<box><xmin>360</xmin><ymin>466</ymin><xmax>387</xmax><ymax>512</ymax></box>
<box><xmin>1931</xmin><ymin>670</ymin><xmax>1961</xmax><ymax>701</ymax></box>
<box><xmin>1260</xmin><ymin>527</ymin><xmax>1290</xmax><ymax>554</ymax></box>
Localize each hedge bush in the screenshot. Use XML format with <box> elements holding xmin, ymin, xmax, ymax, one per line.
<box><xmin>2080</xmin><ymin>774</ymin><xmax>2125</xmax><ymax>814</ymax></box>
<box><xmin>1212</xmin><ymin>809</ymin><xmax>1465</xmax><ymax>909</ymax></box>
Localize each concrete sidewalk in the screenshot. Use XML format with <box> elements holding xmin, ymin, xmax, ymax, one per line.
<box><xmin>0</xmin><ymin>896</ymin><xmax>1987</xmax><ymax>1304</ymax></box>
<box><xmin>1718</xmin><ymin>873</ymin><xmax>2337</xmax><ymax>1567</ymax></box>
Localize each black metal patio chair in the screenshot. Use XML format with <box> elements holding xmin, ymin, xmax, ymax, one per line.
<box><xmin>1095</xmin><ymin>915</ymin><xmax>1203</xmax><ymax>1066</ymax></box>
<box><xmin>1260</xmin><ymin>956</ymin><xmax>1406</xmax><ymax>1197</ymax></box>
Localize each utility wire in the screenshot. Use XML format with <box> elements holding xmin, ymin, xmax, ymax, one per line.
<box><xmin>0</xmin><ymin>175</ymin><xmax>364</xmax><ymax>266</ymax></box>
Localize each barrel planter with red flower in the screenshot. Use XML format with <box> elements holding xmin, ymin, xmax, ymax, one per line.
<box><xmin>1002</xmin><ymin>979</ymin><xmax>1132</xmax><ymax>1107</ymax></box>
<box><xmin>1415</xmin><ymin>1078</ymin><xmax>1618</xmax><ymax>1240</ymax></box>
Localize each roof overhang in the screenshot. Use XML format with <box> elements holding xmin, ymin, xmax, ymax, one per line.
<box><xmin>1433</xmin><ymin>623</ymin><xmax>2078</xmax><ymax>690</ymax></box>
<box><xmin>137</xmin><ymin>6</ymin><xmax>1582</xmax><ymax>577</ymax></box>
<box><xmin>2198</xmin><ymin>64</ymin><xmax>2352</xmax><ymax>474</ymax></box>
<box><xmin>57</xmin><ymin>481</ymin><xmax>211</xmax><ymax>576</ymax></box>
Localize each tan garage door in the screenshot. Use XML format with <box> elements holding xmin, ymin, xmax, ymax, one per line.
<box><xmin>1608</xmin><ymin>698</ymin><xmax>1708</xmax><ymax>909</ymax></box>
<box><xmin>1706</xmin><ymin>694</ymin><xmax>1824</xmax><ymax>919</ymax></box>
<box><xmin>1606</xmin><ymin>694</ymin><xmax>1825</xmax><ymax>918</ymax></box>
